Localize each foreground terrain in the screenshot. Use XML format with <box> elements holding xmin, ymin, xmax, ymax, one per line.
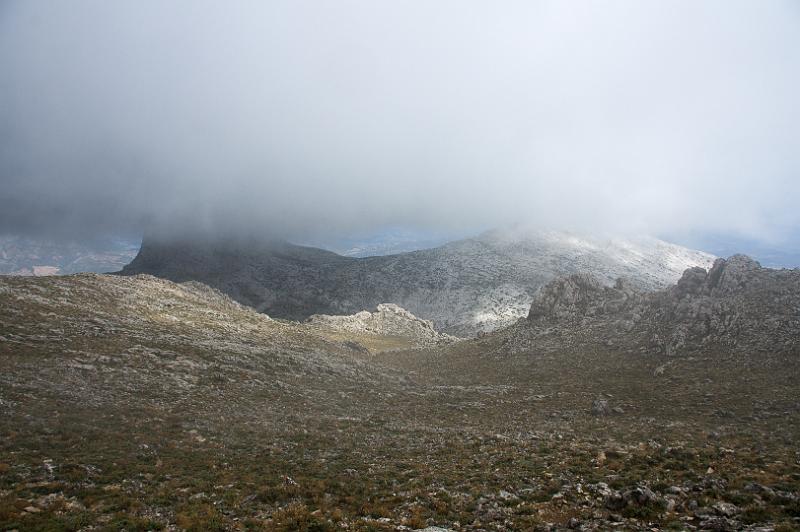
<box><xmin>1</xmin><ymin>272</ymin><xmax>799</xmax><ymax>531</ymax></box>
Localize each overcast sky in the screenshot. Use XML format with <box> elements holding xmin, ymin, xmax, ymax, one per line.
<box><xmin>1</xmin><ymin>1</ymin><xmax>799</xmax><ymax>244</ymax></box>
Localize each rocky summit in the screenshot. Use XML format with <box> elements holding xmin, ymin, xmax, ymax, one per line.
<box><xmin>120</xmin><ymin>228</ymin><xmax>714</xmax><ymax>336</ymax></box>
<box><xmin>516</xmin><ymin>254</ymin><xmax>800</xmax><ymax>357</ymax></box>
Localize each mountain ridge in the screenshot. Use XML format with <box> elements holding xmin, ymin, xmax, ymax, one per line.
<box><xmin>499</xmin><ymin>254</ymin><xmax>800</xmax><ymax>357</ymax></box>
<box><xmin>120</xmin><ymin>228</ymin><xmax>715</xmax><ymax>336</ymax></box>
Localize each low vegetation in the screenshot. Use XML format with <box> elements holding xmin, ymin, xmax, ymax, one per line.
<box><xmin>1</xmin><ymin>274</ymin><xmax>798</xmax><ymax>530</ymax></box>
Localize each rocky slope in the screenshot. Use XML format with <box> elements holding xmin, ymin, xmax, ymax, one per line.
<box><xmin>2</xmin><ymin>272</ymin><xmax>799</xmax><ymax>530</ymax></box>
<box><xmin>120</xmin><ymin>228</ymin><xmax>715</xmax><ymax>336</ymax></box>
<box><xmin>306</xmin><ymin>304</ymin><xmax>458</xmax><ymax>349</ymax></box>
<box><xmin>510</xmin><ymin>255</ymin><xmax>800</xmax><ymax>357</ymax></box>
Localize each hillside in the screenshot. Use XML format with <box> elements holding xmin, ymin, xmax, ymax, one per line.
<box><xmin>120</xmin><ymin>229</ymin><xmax>715</xmax><ymax>336</ymax></box>
<box><xmin>504</xmin><ymin>254</ymin><xmax>800</xmax><ymax>357</ymax></box>
<box><xmin>1</xmin><ymin>269</ymin><xmax>799</xmax><ymax>530</ymax></box>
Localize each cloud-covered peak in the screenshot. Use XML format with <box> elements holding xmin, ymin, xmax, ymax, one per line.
<box><xmin>1</xmin><ymin>1</ymin><xmax>798</xmax><ymax>243</ymax></box>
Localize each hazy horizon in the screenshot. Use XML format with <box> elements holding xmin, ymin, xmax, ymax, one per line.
<box><xmin>1</xmin><ymin>1</ymin><xmax>799</xmax><ymax>253</ymax></box>
<box><xmin>2</xmin><ymin>224</ymin><xmax>799</xmax><ymax>270</ymax></box>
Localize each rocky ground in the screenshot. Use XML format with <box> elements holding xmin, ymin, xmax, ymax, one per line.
<box><xmin>305</xmin><ymin>304</ymin><xmax>458</xmax><ymax>350</ymax></box>
<box><xmin>512</xmin><ymin>255</ymin><xmax>800</xmax><ymax>358</ymax></box>
<box><xmin>1</xmin><ymin>267</ymin><xmax>799</xmax><ymax>531</ymax></box>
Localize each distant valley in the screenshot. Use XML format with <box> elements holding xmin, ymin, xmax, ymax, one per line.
<box><xmin>0</xmin><ymin>236</ymin><xmax>139</xmax><ymax>276</ymax></box>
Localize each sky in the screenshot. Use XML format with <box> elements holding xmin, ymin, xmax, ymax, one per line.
<box><xmin>1</xmin><ymin>1</ymin><xmax>799</xmax><ymax>248</ymax></box>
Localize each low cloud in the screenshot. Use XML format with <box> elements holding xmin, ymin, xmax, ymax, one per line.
<box><xmin>1</xmin><ymin>1</ymin><xmax>798</xmax><ymax>243</ymax></box>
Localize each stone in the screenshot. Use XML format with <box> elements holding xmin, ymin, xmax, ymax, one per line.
<box><xmin>712</xmin><ymin>502</ymin><xmax>740</xmax><ymax>517</ymax></box>
<box><xmin>498</xmin><ymin>489</ymin><xmax>518</xmax><ymax>501</ymax></box>
<box><xmin>603</xmin><ymin>488</ymin><xmax>626</xmax><ymax>511</ymax></box>
<box><xmin>591</xmin><ymin>399</ymin><xmax>610</xmax><ymax>416</ymax></box>
<box><xmin>624</xmin><ymin>486</ymin><xmax>659</xmax><ymax>506</ymax></box>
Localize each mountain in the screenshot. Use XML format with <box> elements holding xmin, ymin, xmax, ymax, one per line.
<box><xmin>120</xmin><ymin>228</ymin><xmax>715</xmax><ymax>336</ymax></box>
<box><xmin>0</xmin><ymin>235</ymin><xmax>139</xmax><ymax>275</ymax></box>
<box><xmin>2</xmin><ymin>268</ymin><xmax>799</xmax><ymax>530</ymax></box>
<box><xmin>503</xmin><ymin>254</ymin><xmax>800</xmax><ymax>357</ymax></box>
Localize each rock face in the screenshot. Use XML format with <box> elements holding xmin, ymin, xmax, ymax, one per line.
<box><xmin>306</xmin><ymin>304</ymin><xmax>457</xmax><ymax>347</ymax></box>
<box><xmin>527</xmin><ymin>274</ymin><xmax>642</xmax><ymax>320</ymax></box>
<box><xmin>521</xmin><ymin>255</ymin><xmax>800</xmax><ymax>356</ymax></box>
<box><xmin>120</xmin><ymin>228</ymin><xmax>714</xmax><ymax>336</ymax></box>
